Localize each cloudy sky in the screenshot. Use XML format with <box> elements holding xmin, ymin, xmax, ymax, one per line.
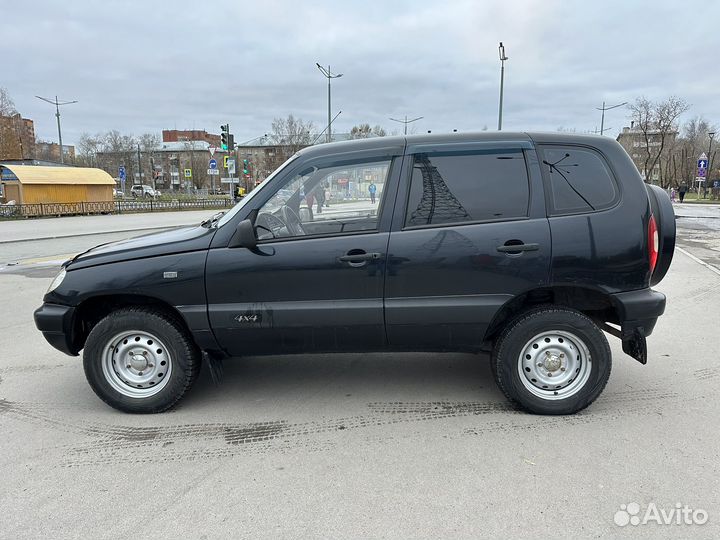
<box><xmin>2</xmin><ymin>0</ymin><xmax>718</xmax><ymax>145</ymax></box>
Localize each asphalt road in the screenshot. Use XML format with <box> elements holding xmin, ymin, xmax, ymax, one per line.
<box><xmin>0</xmin><ymin>210</ymin><xmax>719</xmax><ymax>539</ymax></box>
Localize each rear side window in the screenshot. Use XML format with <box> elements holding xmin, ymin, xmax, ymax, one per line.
<box><xmin>540</xmin><ymin>145</ymin><xmax>618</xmax><ymax>215</ymax></box>
<box><xmin>405</xmin><ymin>149</ymin><xmax>529</xmax><ymax>227</ymax></box>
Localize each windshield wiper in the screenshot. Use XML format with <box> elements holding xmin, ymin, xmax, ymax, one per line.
<box><xmin>201</xmin><ymin>211</ymin><xmax>226</xmax><ymax>228</ymax></box>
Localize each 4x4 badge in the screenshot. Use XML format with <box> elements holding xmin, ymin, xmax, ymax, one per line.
<box><xmin>234</xmin><ymin>314</ymin><xmax>260</xmax><ymax>323</ymax></box>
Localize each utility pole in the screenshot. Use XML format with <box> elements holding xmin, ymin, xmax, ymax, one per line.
<box><xmin>137</xmin><ymin>144</ymin><xmax>142</xmax><ymax>185</ymax></box>
<box><xmin>498</xmin><ymin>42</ymin><xmax>508</xmax><ymax>131</ymax></box>
<box><xmin>705</xmin><ymin>131</ymin><xmax>715</xmax><ymax>199</ymax></box>
<box><xmin>389</xmin><ymin>115</ymin><xmax>424</xmax><ymax>135</ymax></box>
<box><xmin>596</xmin><ymin>101</ymin><xmax>627</xmax><ymax>136</ymax></box>
<box><xmin>316</xmin><ymin>63</ymin><xmax>343</xmax><ymax>143</ymax></box>
<box><xmin>36</xmin><ymin>95</ymin><xmax>78</xmax><ymax>164</ymax></box>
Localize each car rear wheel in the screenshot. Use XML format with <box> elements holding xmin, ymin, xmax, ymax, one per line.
<box><xmin>492</xmin><ymin>307</ymin><xmax>611</xmax><ymax>414</ymax></box>
<box><xmin>83</xmin><ymin>307</ymin><xmax>201</xmax><ymax>413</ymax></box>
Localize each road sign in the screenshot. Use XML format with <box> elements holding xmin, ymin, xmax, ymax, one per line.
<box><xmin>698</xmin><ymin>168</ymin><xmax>707</xmax><ymax>177</ymax></box>
<box><xmin>184</xmin><ymin>168</ymin><xmax>192</xmax><ymax>178</ymax></box>
<box><xmin>118</xmin><ymin>166</ymin><xmax>126</xmax><ymax>181</ymax></box>
<box><xmin>209</xmin><ymin>159</ymin><xmax>217</xmax><ymax>170</ymax></box>
<box><xmin>227</xmin><ymin>159</ymin><xmax>236</xmax><ymax>175</ymax></box>
<box><xmin>220</xmin><ymin>178</ymin><xmax>235</xmax><ymax>184</ymax></box>
<box><xmin>698</xmin><ymin>159</ymin><xmax>707</xmax><ymax>170</ymax></box>
<box><xmin>207</xmin><ymin>169</ymin><xmax>219</xmax><ymax>176</ymax></box>
<box><xmin>209</xmin><ymin>147</ymin><xmax>217</xmax><ymax>157</ymax></box>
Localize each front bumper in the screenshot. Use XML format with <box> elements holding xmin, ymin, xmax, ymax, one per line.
<box><xmin>34</xmin><ymin>303</ymin><xmax>79</xmax><ymax>356</ymax></box>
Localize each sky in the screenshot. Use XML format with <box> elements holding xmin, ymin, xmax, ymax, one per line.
<box><xmin>2</xmin><ymin>0</ymin><xmax>719</xmax><ymax>146</ymax></box>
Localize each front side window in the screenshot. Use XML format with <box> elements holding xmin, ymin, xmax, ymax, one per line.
<box><xmin>255</xmin><ymin>158</ymin><xmax>391</xmax><ymax>240</ymax></box>
<box><xmin>540</xmin><ymin>145</ymin><xmax>618</xmax><ymax>214</ymax></box>
<box><xmin>405</xmin><ymin>149</ymin><xmax>529</xmax><ymax>227</ymax></box>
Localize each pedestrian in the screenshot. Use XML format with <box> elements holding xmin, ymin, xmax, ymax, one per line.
<box><xmin>314</xmin><ymin>184</ymin><xmax>325</xmax><ymax>214</ymax></box>
<box><xmin>670</xmin><ymin>187</ymin><xmax>676</xmax><ymax>203</ymax></box>
<box><xmin>679</xmin><ymin>183</ymin><xmax>687</xmax><ymax>203</ymax></box>
<box><xmin>368</xmin><ymin>182</ymin><xmax>377</xmax><ymax>204</ymax></box>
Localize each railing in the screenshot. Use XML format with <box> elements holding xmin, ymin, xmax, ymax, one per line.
<box><xmin>0</xmin><ymin>198</ymin><xmax>234</xmax><ymax>219</ymax></box>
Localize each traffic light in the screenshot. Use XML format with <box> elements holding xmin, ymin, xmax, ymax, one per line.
<box><xmin>243</xmin><ymin>159</ymin><xmax>249</xmax><ymax>175</ymax></box>
<box><xmin>220</xmin><ymin>124</ymin><xmax>229</xmax><ymax>150</ymax></box>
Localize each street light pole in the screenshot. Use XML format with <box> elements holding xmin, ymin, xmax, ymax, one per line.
<box><xmin>705</xmin><ymin>131</ymin><xmax>715</xmax><ymax>199</ymax></box>
<box><xmin>35</xmin><ymin>95</ymin><xmax>78</xmax><ymax>164</ymax></box>
<box><xmin>596</xmin><ymin>101</ymin><xmax>627</xmax><ymax>136</ymax></box>
<box><xmin>316</xmin><ymin>63</ymin><xmax>343</xmax><ymax>143</ymax></box>
<box><xmin>389</xmin><ymin>115</ymin><xmax>424</xmax><ymax>135</ymax></box>
<box><xmin>498</xmin><ymin>42</ymin><xmax>508</xmax><ymax>131</ymax></box>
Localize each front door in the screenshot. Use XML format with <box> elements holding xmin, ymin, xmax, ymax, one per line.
<box><xmin>206</xmin><ymin>152</ymin><xmax>401</xmax><ymax>357</ymax></box>
<box><xmin>384</xmin><ymin>140</ymin><xmax>551</xmax><ymax>350</ymax></box>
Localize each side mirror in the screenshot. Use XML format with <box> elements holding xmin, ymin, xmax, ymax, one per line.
<box><xmin>228</xmin><ymin>218</ymin><xmax>257</xmax><ymax>249</ymax></box>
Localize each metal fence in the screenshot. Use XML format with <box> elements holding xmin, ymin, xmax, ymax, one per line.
<box><xmin>0</xmin><ymin>198</ymin><xmax>234</xmax><ymax>219</ymax></box>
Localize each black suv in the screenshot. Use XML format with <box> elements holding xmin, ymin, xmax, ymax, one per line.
<box><xmin>34</xmin><ymin>133</ymin><xmax>675</xmax><ymax>415</ymax></box>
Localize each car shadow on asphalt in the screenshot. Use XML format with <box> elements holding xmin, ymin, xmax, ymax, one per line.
<box><xmin>180</xmin><ymin>351</ymin><xmax>502</xmax><ymax>410</ymax></box>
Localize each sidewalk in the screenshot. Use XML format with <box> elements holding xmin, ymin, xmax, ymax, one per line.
<box><xmin>0</xmin><ymin>210</ymin><xmax>216</xmax><ymax>243</ymax></box>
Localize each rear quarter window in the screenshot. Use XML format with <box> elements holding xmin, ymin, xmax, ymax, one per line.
<box><xmin>539</xmin><ymin>145</ymin><xmax>619</xmax><ymax>215</ymax></box>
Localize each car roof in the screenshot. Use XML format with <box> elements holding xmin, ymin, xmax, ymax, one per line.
<box><xmin>294</xmin><ymin>131</ymin><xmax>615</xmax><ymax>160</ymax></box>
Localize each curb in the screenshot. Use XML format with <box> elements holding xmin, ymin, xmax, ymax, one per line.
<box><xmin>0</xmin><ymin>224</ymin><xmax>183</xmax><ymax>245</ymax></box>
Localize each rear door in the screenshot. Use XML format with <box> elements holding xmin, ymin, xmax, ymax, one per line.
<box><xmin>384</xmin><ymin>139</ymin><xmax>551</xmax><ymax>350</ymax></box>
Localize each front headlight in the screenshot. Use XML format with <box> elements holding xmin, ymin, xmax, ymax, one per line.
<box><xmin>47</xmin><ymin>268</ymin><xmax>66</xmax><ymax>294</ymax></box>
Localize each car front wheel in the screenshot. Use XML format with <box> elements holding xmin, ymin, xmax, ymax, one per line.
<box><xmin>83</xmin><ymin>307</ymin><xmax>201</xmax><ymax>413</ymax></box>
<box><xmin>492</xmin><ymin>307</ymin><xmax>611</xmax><ymax>414</ymax></box>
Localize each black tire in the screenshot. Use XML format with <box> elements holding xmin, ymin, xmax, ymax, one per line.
<box><xmin>83</xmin><ymin>307</ymin><xmax>201</xmax><ymax>413</ymax></box>
<box><xmin>492</xmin><ymin>307</ymin><xmax>611</xmax><ymax>415</ymax></box>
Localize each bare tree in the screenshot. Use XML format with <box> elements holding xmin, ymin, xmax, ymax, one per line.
<box><xmin>350</xmin><ymin>123</ymin><xmax>372</xmax><ymax>139</ymax></box>
<box><xmin>269</xmin><ymin>114</ymin><xmax>315</xmax><ymax>156</ymax></box>
<box><xmin>0</xmin><ymin>87</ymin><xmax>17</xmax><ymax>116</ymax></box>
<box><xmin>350</xmin><ymin>123</ymin><xmax>387</xmax><ymax>139</ymax></box>
<box><xmin>76</xmin><ymin>132</ymin><xmax>104</xmax><ymax>167</ymax></box>
<box><xmin>627</xmin><ymin>96</ymin><xmax>689</xmax><ymax>185</ymax></box>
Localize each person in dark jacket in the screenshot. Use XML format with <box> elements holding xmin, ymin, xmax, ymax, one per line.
<box><xmin>679</xmin><ymin>183</ymin><xmax>687</xmax><ymax>202</ymax></box>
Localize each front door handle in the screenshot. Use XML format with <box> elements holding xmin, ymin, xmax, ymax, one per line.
<box><xmin>496</xmin><ymin>242</ymin><xmax>540</xmax><ymax>253</ymax></box>
<box><xmin>339</xmin><ymin>252</ymin><xmax>382</xmax><ymax>262</ymax></box>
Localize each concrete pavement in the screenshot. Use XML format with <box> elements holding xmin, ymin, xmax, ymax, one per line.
<box><xmin>0</xmin><ymin>209</ymin><xmax>217</xmax><ymax>243</ymax></box>
<box><xmin>0</xmin><ymin>226</ymin><xmax>718</xmax><ymax>538</ymax></box>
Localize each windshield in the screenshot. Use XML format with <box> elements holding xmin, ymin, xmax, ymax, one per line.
<box><xmin>215</xmin><ymin>155</ymin><xmax>299</xmax><ymax>228</ymax></box>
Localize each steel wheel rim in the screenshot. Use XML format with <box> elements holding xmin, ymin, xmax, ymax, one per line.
<box><xmin>517</xmin><ymin>330</ymin><xmax>592</xmax><ymax>400</ymax></box>
<box><xmin>102</xmin><ymin>330</ymin><xmax>172</xmax><ymax>398</ymax></box>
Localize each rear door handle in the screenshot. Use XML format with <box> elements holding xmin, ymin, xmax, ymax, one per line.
<box><xmin>339</xmin><ymin>252</ymin><xmax>382</xmax><ymax>262</ymax></box>
<box><xmin>496</xmin><ymin>243</ymin><xmax>540</xmax><ymax>253</ymax></box>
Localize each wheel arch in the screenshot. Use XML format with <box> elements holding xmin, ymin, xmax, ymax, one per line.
<box><xmin>483</xmin><ymin>285</ymin><xmax>619</xmax><ymax>344</ymax></box>
<box><xmin>72</xmin><ymin>294</ymin><xmax>193</xmax><ymax>354</ymax></box>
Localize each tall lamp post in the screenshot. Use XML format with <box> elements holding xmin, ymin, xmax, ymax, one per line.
<box><xmin>316</xmin><ymin>63</ymin><xmax>343</xmax><ymax>143</ymax></box>
<box><xmin>35</xmin><ymin>95</ymin><xmax>78</xmax><ymax>164</ymax></box>
<box><xmin>389</xmin><ymin>115</ymin><xmax>424</xmax><ymax>135</ymax></box>
<box><xmin>596</xmin><ymin>101</ymin><xmax>627</xmax><ymax>136</ymax></box>
<box><xmin>705</xmin><ymin>131</ymin><xmax>715</xmax><ymax>199</ymax></box>
<box><xmin>497</xmin><ymin>42</ymin><xmax>508</xmax><ymax>131</ymax></box>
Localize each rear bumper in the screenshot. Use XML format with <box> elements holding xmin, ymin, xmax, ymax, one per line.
<box><xmin>610</xmin><ymin>288</ymin><xmax>666</xmax><ymax>337</ymax></box>
<box><xmin>609</xmin><ymin>288</ymin><xmax>666</xmax><ymax>364</ymax></box>
<box><xmin>34</xmin><ymin>303</ymin><xmax>79</xmax><ymax>356</ymax></box>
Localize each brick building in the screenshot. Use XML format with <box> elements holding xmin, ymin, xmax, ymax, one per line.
<box><xmin>0</xmin><ymin>114</ymin><xmax>35</xmax><ymax>160</ymax></box>
<box><xmin>617</xmin><ymin>123</ymin><xmax>678</xmax><ymax>183</ymax></box>
<box><xmin>34</xmin><ymin>141</ymin><xmax>76</xmax><ymax>163</ymax></box>
<box><xmin>162</xmin><ymin>129</ymin><xmax>221</xmax><ymax>147</ymax></box>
